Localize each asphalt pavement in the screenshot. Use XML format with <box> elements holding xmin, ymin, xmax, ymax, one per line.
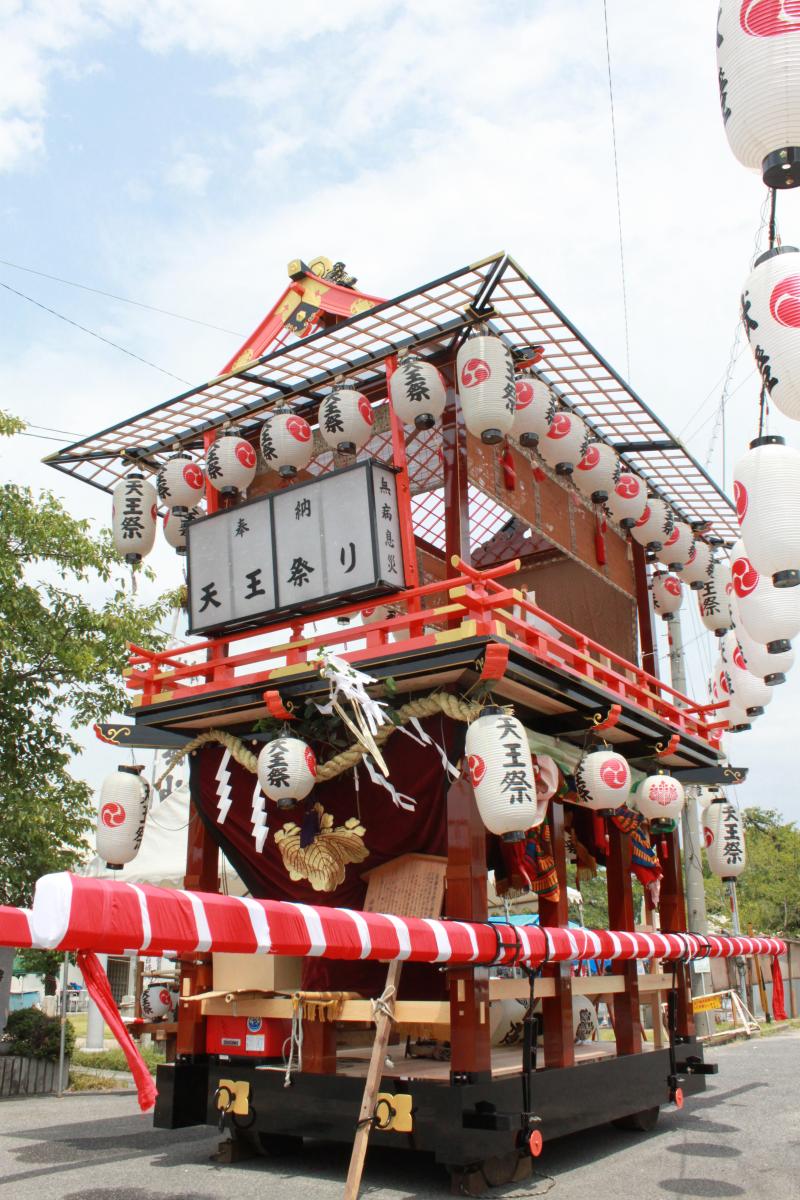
<box><xmin>0</xmin><ymin>1031</ymin><xmax>798</xmax><ymax>1199</ymax></box>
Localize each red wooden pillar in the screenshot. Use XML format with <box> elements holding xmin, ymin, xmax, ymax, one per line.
<box><xmin>606</xmin><ymin>822</ymin><xmax>643</xmax><ymax>1054</ymax></box>
<box><xmin>658</xmin><ymin>831</ymin><xmax>696</xmax><ymax>1038</ymax></box>
<box><xmin>445</xmin><ymin>776</ymin><xmax>491</xmax><ymax>1081</ymax></box>
<box><xmin>441</xmin><ymin>378</ymin><xmax>471</xmax><ymax>573</ymax></box>
<box><xmin>537</xmin><ymin>803</ymin><xmax>575</xmax><ymax>1068</ymax></box>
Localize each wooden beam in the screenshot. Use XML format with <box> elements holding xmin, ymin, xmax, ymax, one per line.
<box><xmin>442</xmin><ymin>378</ymin><xmax>471</xmax><ymax>572</ymax></box>
<box><xmin>537</xmin><ymin>802</ymin><xmax>575</xmax><ymax>1068</ymax></box>
<box><xmin>445</xmin><ymin>775</ymin><xmax>491</xmax><ymax>1081</ymax></box>
<box><xmin>606</xmin><ymin>821</ymin><xmax>643</xmax><ymax>1054</ymax></box>
<box><xmin>658</xmin><ymin>830</ymin><xmax>696</xmax><ymax>1038</ymax></box>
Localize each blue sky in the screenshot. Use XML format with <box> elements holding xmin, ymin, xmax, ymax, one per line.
<box><xmin>2</xmin><ymin>1</ymin><xmax>799</xmax><ymax>823</ymax></box>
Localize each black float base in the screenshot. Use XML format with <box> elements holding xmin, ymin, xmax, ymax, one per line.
<box><xmin>155</xmin><ymin>1043</ymin><xmax>708</xmax><ymax>1172</ymax></box>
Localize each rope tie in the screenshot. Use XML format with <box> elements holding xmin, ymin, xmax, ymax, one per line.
<box><xmin>371</xmin><ymin>984</ymin><xmax>397</xmax><ymax>1024</ymax></box>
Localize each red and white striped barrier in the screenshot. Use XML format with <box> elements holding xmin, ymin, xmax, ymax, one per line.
<box><xmin>30</xmin><ymin>874</ymin><xmax>786</xmax><ymax>963</ymax></box>
<box><xmin>0</xmin><ymin>905</ymin><xmax>34</xmax><ymax>949</ymax></box>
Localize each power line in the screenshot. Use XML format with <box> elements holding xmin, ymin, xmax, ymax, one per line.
<box><xmin>0</xmin><ymin>279</ymin><xmax>190</xmax><ymax>385</ymax></box>
<box><xmin>0</xmin><ymin>256</ymin><xmax>245</xmax><ymax>338</ymax></box>
<box><xmin>602</xmin><ymin>0</ymin><xmax>631</xmax><ymax>381</ymax></box>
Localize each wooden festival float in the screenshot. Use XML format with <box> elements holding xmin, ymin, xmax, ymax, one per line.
<box><xmin>22</xmin><ymin>250</ymin><xmax>789</xmax><ymax>1192</ymax></box>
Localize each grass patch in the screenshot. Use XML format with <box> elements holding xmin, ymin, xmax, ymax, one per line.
<box><xmin>67</xmin><ymin>1012</ymin><xmax>114</xmax><ymax>1040</ymax></box>
<box><xmin>72</xmin><ymin>1046</ymin><xmax>165</xmax><ymax>1075</ymax></box>
<box><xmin>68</xmin><ymin>1071</ymin><xmax>131</xmax><ymax>1092</ymax></box>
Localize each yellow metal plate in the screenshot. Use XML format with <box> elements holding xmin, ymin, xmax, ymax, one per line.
<box><xmin>375</xmin><ymin>1091</ymin><xmax>413</xmax><ymax>1133</ymax></box>
<box><xmin>216</xmin><ymin>1078</ymin><xmax>250</xmax><ymax>1116</ymax></box>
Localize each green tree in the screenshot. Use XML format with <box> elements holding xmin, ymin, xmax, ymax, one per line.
<box><xmin>703</xmin><ymin>806</ymin><xmax>800</xmax><ymax>936</ymax></box>
<box><xmin>0</xmin><ymin>411</ymin><xmax>174</xmax><ymax>909</ymax></box>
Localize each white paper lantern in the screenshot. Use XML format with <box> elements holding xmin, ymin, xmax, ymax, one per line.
<box><xmin>572</xmin><ymin>440</ymin><xmax>619</xmax><ymax>503</ymax></box>
<box><xmin>734</xmin><ymin>434</ymin><xmax>800</xmax><ymax>587</ymax></box>
<box><xmin>490</xmin><ymin>997</ymin><xmax>531</xmax><ymax>1047</ymax></box>
<box><xmin>95</xmin><ymin>765</ymin><xmax>150</xmax><ymax>869</ymax></box>
<box><xmin>156</xmin><ymin>452</ymin><xmax>205</xmax><ymax>508</ymax></box>
<box><xmin>259</xmin><ymin>407</ymin><xmax>314</xmax><ymax>477</ymax></box>
<box><xmin>703</xmin><ymin>797</ymin><xmax>746</xmax><ymax>880</ymax></box>
<box><xmin>112</xmin><ymin>472</ymin><xmax>157</xmax><ymax>564</ymax></box>
<box><xmin>741</xmin><ymin>246</ymin><xmax>800</xmax><ymax>420</ymax></box>
<box><xmin>257</xmin><ymin>737</ymin><xmax>317</xmax><ymax>809</ymax></box>
<box><xmin>163</xmin><ymin>505</ymin><xmax>202</xmax><ymax>555</ymax></box>
<box><xmin>676</xmin><ymin>539</ymin><xmax>713</xmax><ymax>590</ymax></box>
<box><xmin>720</xmin><ymin>630</ymin><xmax>772</xmax><ymax>717</ymax></box>
<box><xmin>731</xmin><ymin>540</ymin><xmax>800</xmax><ymax>650</ymax></box>
<box><xmin>456</xmin><ymin>332</ymin><xmax>516</xmax><ymax>444</ymax></box>
<box><xmin>389</xmin><ymin>354</ymin><xmax>446</xmax><ymax>429</ymax></box>
<box><xmin>465</xmin><ymin>707</ymin><xmax>538</xmax><ymax>835</ymax></box>
<box><xmin>654</xmin><ymin>520</ymin><xmax>694</xmax><ymax>570</ymax></box>
<box><xmin>717</xmin><ymin>2</ymin><xmax>800</xmax><ymax>185</ymax></box>
<box><xmin>206</xmin><ymin>430</ymin><xmax>257</xmax><ymax>495</ymax></box>
<box><xmin>574</xmin><ymin>749</ymin><xmax>631</xmax><ymax>811</ymax></box>
<box><xmin>605</xmin><ymin>470</ymin><xmax>647</xmax><ymax>529</ymax></box>
<box><xmin>633</xmin><ymin>773</ymin><xmax>685</xmax><ymax>822</ymax></box>
<box><xmin>318</xmin><ymin>386</ymin><xmax>374</xmax><ymax>454</ymax></box>
<box><xmin>698</xmin><ymin>556</ymin><xmax>733</xmax><ymax>636</ymax></box>
<box><xmin>630</xmin><ymin>497</ymin><xmax>672</xmax><ymax>552</ymax></box>
<box><xmin>537</xmin><ymin>408</ymin><xmax>589</xmax><ymax>476</ymax></box>
<box><xmin>572</xmin><ymin>996</ymin><xmax>599</xmax><ymax>1044</ymax></box>
<box><xmin>733</xmin><ymin>595</ymin><xmax>795</xmax><ymax>683</ymax></box>
<box><xmin>652</xmin><ymin>572</ymin><xmax>683</xmax><ymax>620</ymax></box>
<box><xmin>512</xmin><ymin>375</ymin><xmax>555</xmax><ymax>448</ymax></box>
<box><xmin>141</xmin><ymin>984</ymin><xmax>178</xmax><ymax>1021</ymax></box>
<box><xmin>711</xmin><ymin>656</ymin><xmax>752</xmax><ymax>732</ymax></box>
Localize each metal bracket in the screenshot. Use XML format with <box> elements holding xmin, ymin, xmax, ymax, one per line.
<box><xmin>478</xmin><ymin>643</ymin><xmax>510</xmax><ymax>683</ymax></box>
<box><xmin>263</xmin><ymin>689</ymin><xmax>296</xmax><ymax>721</ymax></box>
<box><xmin>655</xmin><ymin>733</ymin><xmax>681</xmax><ymax>758</ymax></box>
<box><xmin>590</xmin><ymin>704</ymin><xmax>622</xmax><ymax>734</ymax></box>
<box><xmin>216</xmin><ymin>1078</ymin><xmax>250</xmax><ymax>1117</ymax></box>
<box><xmin>374</xmin><ymin>1092</ymin><xmax>413</xmax><ymax>1133</ymax></box>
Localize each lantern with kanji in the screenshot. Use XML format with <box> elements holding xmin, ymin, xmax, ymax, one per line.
<box><xmin>733</xmin><ymin>435</ymin><xmax>800</xmax><ymax>587</ymax></box>
<box><xmin>389</xmin><ymin>353</ymin><xmax>446</xmax><ymax>430</ymax></box>
<box><xmin>318</xmin><ymin>386</ymin><xmax>374</xmax><ymax>454</ymax></box>
<box><xmin>257</xmin><ymin>737</ymin><xmax>317</xmax><ymax>809</ymax></box>
<box><xmin>741</xmin><ymin>246</ymin><xmax>800</xmax><ymax>420</ymax></box>
<box><xmin>698</xmin><ymin>555</ymin><xmax>733</xmax><ymax>636</ymax></box>
<box><xmin>141</xmin><ymin>984</ymin><xmax>178</xmax><ymax>1021</ymax></box>
<box><xmin>652</xmin><ymin>572</ymin><xmax>683</xmax><ymax>620</ymax></box>
<box><xmin>259</xmin><ymin>407</ymin><xmax>314</xmax><ymax>477</ymax></box>
<box><xmin>630</xmin><ymin>497</ymin><xmax>672</xmax><ymax>552</ymax></box>
<box><xmin>703</xmin><ymin>796</ymin><xmax>746</xmax><ymax>880</ymax></box>
<box><xmin>95</xmin><ymin>764</ymin><xmax>150</xmax><ymax>870</ymax></box>
<box><xmin>456</xmin><ymin>330</ymin><xmax>516</xmax><ymax>444</ymax></box>
<box><xmin>711</xmin><ymin>656</ymin><xmax>752</xmax><ymax>732</ymax></box>
<box><xmin>574</xmin><ymin>749</ymin><xmax>632</xmax><ymax>811</ymax></box>
<box><xmin>717</xmin><ymin>2</ymin><xmax>800</xmax><ymax>187</ymax></box>
<box><xmin>512</xmin><ymin>375</ymin><xmax>554</xmax><ymax>448</ymax></box>
<box><xmin>112</xmin><ymin>472</ymin><xmax>157</xmax><ymax>564</ymax></box>
<box><xmin>676</xmin><ymin>539</ymin><xmax>713</xmax><ymax>590</ymax></box>
<box><xmin>605</xmin><ymin>469</ymin><xmax>647</xmax><ymax>529</ymax></box>
<box><xmin>206</xmin><ymin>429</ymin><xmax>257</xmax><ymax>495</ymax></box>
<box><xmin>464</xmin><ymin>706</ymin><xmax>539</xmax><ymax>835</ymax></box>
<box><xmin>633</xmin><ymin>773</ymin><xmax>685</xmax><ymax>822</ymax></box>
<box><xmin>156</xmin><ymin>451</ymin><xmax>205</xmax><ymax>508</ymax></box>
<box><xmin>537</xmin><ymin>408</ymin><xmax>589</xmax><ymax>476</ymax></box>
<box><xmin>731</xmin><ymin>540</ymin><xmax>800</xmax><ymax>651</ymax></box>
<box><xmin>163</xmin><ymin>505</ymin><xmax>201</xmax><ymax>555</ymax></box>
<box><xmin>654</xmin><ymin>519</ymin><xmax>694</xmax><ymax>570</ymax></box>
<box><xmin>572</xmin><ymin>440</ymin><xmax>619</xmax><ymax>503</ymax></box>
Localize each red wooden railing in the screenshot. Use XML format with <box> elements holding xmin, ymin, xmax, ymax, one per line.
<box><xmin>125</xmin><ymin>558</ymin><xmax>724</xmax><ymax>748</ymax></box>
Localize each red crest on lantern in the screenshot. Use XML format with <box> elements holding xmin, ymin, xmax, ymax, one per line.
<box><xmin>358</xmin><ymin>395</ymin><xmax>374</xmax><ymax>425</ymax></box>
<box><xmin>515</xmin><ymin>380</ymin><xmax>534</xmax><ymax>408</ymax></box>
<box><xmin>732</xmin><ymin>555</ymin><xmax>760</xmax><ymax>597</ymax></box>
<box><xmin>635</xmin><ymin>504</ymin><xmax>651</xmax><ymax>526</ymax></box>
<box><xmin>599</xmin><ymin>757</ymin><xmax>628</xmax><ymax>789</ymax></box>
<box><xmin>235</xmin><ymin>442</ymin><xmax>256</xmax><ymax>469</ymax></box>
<box><xmin>183</xmin><ymin>463</ymin><xmax>204</xmax><ymax>490</ymax></box>
<box><xmin>664</xmin><ymin>576</ymin><xmax>682</xmax><ymax>597</ymax></box>
<box><xmin>616</xmin><ymin>474</ymin><xmax>640</xmax><ymax>499</ymax></box>
<box><xmin>577</xmin><ymin>445</ymin><xmax>600</xmax><ymax>471</ymax></box>
<box><xmin>769</xmin><ymin>275</ymin><xmax>800</xmax><ymax>328</ymax></box>
<box><xmin>100</xmin><ymin>803</ymin><xmax>125</xmax><ymax>829</ymax></box>
<box><xmin>467</xmin><ymin>754</ymin><xmax>486</xmax><ymax>786</ymax></box>
<box><xmin>286</xmin><ymin>415</ymin><xmax>311</xmax><ymax>442</ymax></box>
<box><xmin>304</xmin><ymin>746</ymin><xmax>317</xmax><ymax>776</ymax></box>
<box><xmin>740</xmin><ymin>1</ymin><xmax>800</xmax><ymax>38</ymax></box>
<box><xmin>733</xmin><ymin>480</ymin><xmax>748</xmax><ymax>523</ymax></box>
<box><xmin>547</xmin><ymin>412</ymin><xmax>571</xmax><ymax>439</ymax></box>
<box><xmin>461</xmin><ymin>358</ymin><xmax>491</xmax><ymax>387</ymax></box>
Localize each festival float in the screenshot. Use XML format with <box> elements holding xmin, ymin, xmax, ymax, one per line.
<box><xmin>0</xmin><ymin>11</ymin><xmax>797</xmax><ymax>1188</ymax></box>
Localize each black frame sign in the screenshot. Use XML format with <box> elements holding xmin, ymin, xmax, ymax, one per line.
<box><xmin>186</xmin><ymin>459</ymin><xmax>405</xmax><ymax>636</ymax></box>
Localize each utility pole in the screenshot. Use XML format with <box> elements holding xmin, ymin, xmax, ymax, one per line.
<box><xmin>667</xmin><ymin>609</ymin><xmax>713</xmax><ymax>1036</ymax></box>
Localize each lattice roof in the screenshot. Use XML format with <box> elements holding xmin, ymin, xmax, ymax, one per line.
<box><xmin>44</xmin><ymin>251</ymin><xmax>737</xmax><ymax>539</ymax></box>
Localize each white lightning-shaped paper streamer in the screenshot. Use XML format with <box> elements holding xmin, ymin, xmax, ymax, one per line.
<box><xmin>215</xmin><ymin>749</ymin><xmax>233</xmax><ymax>825</ymax></box>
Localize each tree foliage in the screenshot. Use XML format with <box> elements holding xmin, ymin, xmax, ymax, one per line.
<box><xmin>0</xmin><ymin>413</ymin><xmax>175</xmax><ymax>907</ymax></box>
<box><xmin>703</xmin><ymin>806</ymin><xmax>800</xmax><ymax>936</ymax></box>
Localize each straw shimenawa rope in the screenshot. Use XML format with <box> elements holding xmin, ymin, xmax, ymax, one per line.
<box><xmin>154</xmin><ymin>692</ymin><xmax>481</xmax><ymax>790</ymax></box>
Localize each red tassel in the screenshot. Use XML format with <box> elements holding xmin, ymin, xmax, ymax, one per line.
<box><xmin>533</xmin><ymin>467</ymin><xmax>546</xmax><ymax>483</ymax></box>
<box><xmin>499</xmin><ymin>838</ymin><xmax>534</xmax><ymax>891</ymax></box>
<box><xmin>660</xmin><ymin>836</ymin><xmax>668</xmax><ymax>859</ymax></box>
<box><xmin>595</xmin><ymin>512</ymin><xmax>607</xmax><ymax>566</ymax></box>
<box><xmin>501</xmin><ymin>443</ymin><xmax>516</xmax><ymax>491</ymax></box>
<box><xmin>593</xmin><ymin>813</ymin><xmax>609</xmax><ymax>854</ymax></box>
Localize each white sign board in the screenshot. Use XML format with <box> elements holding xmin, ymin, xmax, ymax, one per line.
<box><xmin>187</xmin><ymin>459</ymin><xmax>404</xmax><ymax>634</ymax></box>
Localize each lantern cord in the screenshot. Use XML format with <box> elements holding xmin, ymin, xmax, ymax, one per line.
<box><xmin>0</xmin><ymin>278</ymin><xmax>190</xmax><ymax>385</ymax></box>
<box><xmin>602</xmin><ymin>0</ymin><xmax>631</xmax><ymax>381</ymax></box>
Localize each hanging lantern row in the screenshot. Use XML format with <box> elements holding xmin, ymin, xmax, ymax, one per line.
<box><xmin>730</xmin><ymin>538</ymin><xmax>800</xmax><ymax>652</ymax></box>
<box><xmin>652</xmin><ymin>572</ymin><xmax>683</xmax><ymax>620</ymax></box>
